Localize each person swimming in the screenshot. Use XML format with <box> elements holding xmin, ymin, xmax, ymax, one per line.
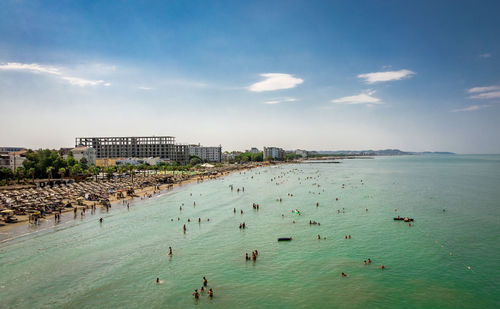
<box><xmin>168</xmin><ymin>247</ymin><xmax>173</xmax><ymax>256</ymax></box>
<box><xmin>156</xmin><ymin>277</ymin><xmax>160</xmax><ymax>284</ymax></box>
<box><xmin>245</xmin><ymin>253</ymin><xmax>250</xmax><ymax>260</ymax></box>
<box><xmin>99</xmin><ymin>218</ymin><xmax>103</xmax><ymax>223</ymax></box>
<box><xmin>200</xmin><ymin>286</ymin><xmax>205</xmax><ymax>293</ymax></box>
<box><xmin>380</xmin><ymin>265</ymin><xmax>385</xmax><ymax>269</ymax></box>
<box><xmin>368</xmin><ymin>258</ymin><xmax>372</xmax><ymax>264</ymax></box>
<box><xmin>341</xmin><ymin>272</ymin><xmax>348</xmax><ymax>277</ymax></box>
<box><xmin>317</xmin><ymin>234</ymin><xmax>321</xmax><ymax>240</ymax></box>
<box><xmin>192</xmin><ymin>289</ymin><xmax>199</xmax><ymax>299</ymax></box>
<box><xmin>364</xmin><ymin>260</ymin><xmax>367</xmax><ymax>265</ymax></box>
<box><xmin>202</xmin><ymin>276</ymin><xmax>208</xmax><ymax>287</ymax></box>
<box><xmin>208</xmin><ymin>288</ymin><xmax>213</xmax><ymax>298</ymax></box>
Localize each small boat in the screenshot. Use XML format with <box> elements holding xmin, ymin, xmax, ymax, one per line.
<box><xmin>393</xmin><ymin>216</ymin><xmax>414</xmax><ymax>222</ymax></box>
<box><xmin>278</xmin><ymin>237</ymin><xmax>292</xmax><ymax>241</ymax></box>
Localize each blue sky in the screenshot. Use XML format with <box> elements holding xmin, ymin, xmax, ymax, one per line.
<box><xmin>0</xmin><ymin>0</ymin><xmax>499</xmax><ymax>153</ymax></box>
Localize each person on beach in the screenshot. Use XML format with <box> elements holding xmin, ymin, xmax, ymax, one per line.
<box><xmin>193</xmin><ymin>289</ymin><xmax>199</xmax><ymax>299</ymax></box>
<box><xmin>208</xmin><ymin>288</ymin><xmax>213</xmax><ymax>298</ymax></box>
<box><xmin>202</xmin><ymin>276</ymin><xmax>208</xmax><ymax>287</ymax></box>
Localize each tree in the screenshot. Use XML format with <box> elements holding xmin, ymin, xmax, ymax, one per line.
<box><xmin>79</xmin><ymin>157</ymin><xmax>88</xmax><ymax>170</ymax></box>
<box><xmin>190</xmin><ymin>156</ymin><xmax>202</xmax><ymax>166</ymax></box>
<box><xmin>15</xmin><ymin>167</ymin><xmax>25</xmax><ymax>184</ymax></box>
<box><xmin>28</xmin><ymin>168</ymin><xmax>35</xmax><ymax>184</ymax></box>
<box><xmin>90</xmin><ymin>165</ymin><xmax>100</xmax><ymax>182</ymax></box>
<box><xmin>58</xmin><ymin>167</ymin><xmax>66</xmax><ymax>179</ymax></box>
<box><xmin>46</xmin><ymin>166</ymin><xmax>54</xmax><ymax>180</ymax></box>
<box><xmin>105</xmin><ymin>166</ymin><xmax>115</xmax><ymax>180</ymax></box>
<box><xmin>0</xmin><ymin>167</ymin><xmax>13</xmax><ymax>180</ymax></box>
<box><xmin>69</xmin><ymin>164</ymin><xmax>82</xmax><ymax>179</ymax></box>
<box><xmin>127</xmin><ymin>165</ymin><xmax>135</xmax><ymax>182</ymax></box>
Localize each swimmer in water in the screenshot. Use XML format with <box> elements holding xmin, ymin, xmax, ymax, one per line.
<box><xmin>380</xmin><ymin>265</ymin><xmax>385</xmax><ymax>269</ymax></box>
<box><xmin>192</xmin><ymin>289</ymin><xmax>199</xmax><ymax>299</ymax></box>
<box><xmin>200</xmin><ymin>286</ymin><xmax>205</xmax><ymax>293</ymax></box>
<box><xmin>99</xmin><ymin>218</ymin><xmax>103</xmax><ymax>223</ymax></box>
<box><xmin>317</xmin><ymin>234</ymin><xmax>321</xmax><ymax>240</ymax></box>
<box><xmin>168</xmin><ymin>247</ymin><xmax>173</xmax><ymax>256</ymax></box>
<box><xmin>342</xmin><ymin>272</ymin><xmax>348</xmax><ymax>277</ymax></box>
<box><xmin>156</xmin><ymin>278</ymin><xmax>160</xmax><ymax>284</ymax></box>
<box><xmin>208</xmin><ymin>288</ymin><xmax>213</xmax><ymax>298</ymax></box>
<box><xmin>368</xmin><ymin>258</ymin><xmax>372</xmax><ymax>264</ymax></box>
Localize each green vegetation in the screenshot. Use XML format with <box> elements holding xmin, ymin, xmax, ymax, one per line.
<box><xmin>284</xmin><ymin>153</ymin><xmax>302</xmax><ymax>160</ymax></box>
<box><xmin>234</xmin><ymin>152</ymin><xmax>263</xmax><ymax>163</ymax></box>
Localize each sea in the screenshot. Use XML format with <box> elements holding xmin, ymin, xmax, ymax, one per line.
<box><xmin>0</xmin><ymin>155</ymin><xmax>499</xmax><ymax>308</ymax></box>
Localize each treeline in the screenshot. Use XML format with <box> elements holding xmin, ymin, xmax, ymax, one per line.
<box><xmin>0</xmin><ymin>149</ymin><xmax>204</xmax><ymax>186</ymax></box>
<box><xmin>231</xmin><ymin>152</ymin><xmax>302</xmax><ymax>163</ymax></box>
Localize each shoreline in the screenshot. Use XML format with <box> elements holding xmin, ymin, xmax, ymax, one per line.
<box><xmin>0</xmin><ymin>162</ymin><xmax>274</xmax><ymax>240</ymax></box>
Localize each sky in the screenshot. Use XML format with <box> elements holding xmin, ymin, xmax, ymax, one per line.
<box><xmin>0</xmin><ymin>0</ymin><xmax>499</xmax><ymax>154</ymax></box>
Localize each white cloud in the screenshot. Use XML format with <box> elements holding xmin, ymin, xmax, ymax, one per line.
<box><xmin>467</xmin><ymin>85</ymin><xmax>500</xmax><ymax>93</ymax></box>
<box><xmin>264</xmin><ymin>97</ymin><xmax>297</xmax><ymax>105</ymax></box>
<box><xmin>479</xmin><ymin>53</ymin><xmax>492</xmax><ymax>58</ymax></box>
<box><xmin>358</xmin><ymin>69</ymin><xmax>415</xmax><ymax>84</ymax></box>
<box><xmin>469</xmin><ymin>91</ymin><xmax>500</xmax><ymax>99</ymax></box>
<box><xmin>332</xmin><ymin>90</ymin><xmax>382</xmax><ymax>105</ymax></box>
<box><xmin>138</xmin><ymin>86</ymin><xmax>153</xmax><ymax>90</ymax></box>
<box><xmin>452</xmin><ymin>105</ymin><xmax>489</xmax><ymax>112</ymax></box>
<box><xmin>248</xmin><ymin>73</ymin><xmax>303</xmax><ymax>92</ymax></box>
<box><xmin>0</xmin><ymin>62</ymin><xmax>110</xmax><ymax>87</ymax></box>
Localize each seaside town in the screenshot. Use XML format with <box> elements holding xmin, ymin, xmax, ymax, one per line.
<box><xmin>0</xmin><ymin>135</ymin><xmax>315</xmax><ymax>227</ymax></box>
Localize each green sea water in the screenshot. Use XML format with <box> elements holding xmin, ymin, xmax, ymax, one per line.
<box><xmin>0</xmin><ymin>155</ymin><xmax>499</xmax><ymax>308</ymax></box>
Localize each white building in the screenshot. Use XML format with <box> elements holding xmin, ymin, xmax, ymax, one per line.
<box><xmin>189</xmin><ymin>144</ymin><xmax>222</xmax><ymax>163</ymax></box>
<box><xmin>0</xmin><ymin>147</ymin><xmax>25</xmax><ymax>170</ymax></box>
<box><xmin>247</xmin><ymin>147</ymin><xmax>260</xmax><ymax>154</ymax></box>
<box><xmin>295</xmin><ymin>149</ymin><xmax>309</xmax><ymax>158</ymax></box>
<box><xmin>115</xmin><ymin>157</ymin><xmax>168</xmax><ymax>166</ymax></box>
<box><xmin>9</xmin><ymin>150</ymin><xmax>27</xmax><ymax>171</ymax></box>
<box><xmin>263</xmin><ymin>147</ymin><xmax>285</xmax><ymax>160</ymax></box>
<box><xmin>71</xmin><ymin>146</ymin><xmax>96</xmax><ymax>165</ymax></box>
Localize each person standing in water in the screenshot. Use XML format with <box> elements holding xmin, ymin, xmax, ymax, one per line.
<box><xmin>208</xmin><ymin>288</ymin><xmax>214</xmax><ymax>298</ymax></box>
<box><xmin>202</xmin><ymin>276</ymin><xmax>208</xmax><ymax>287</ymax></box>
<box><xmin>192</xmin><ymin>289</ymin><xmax>199</xmax><ymax>299</ymax></box>
<box><xmin>168</xmin><ymin>247</ymin><xmax>173</xmax><ymax>256</ymax></box>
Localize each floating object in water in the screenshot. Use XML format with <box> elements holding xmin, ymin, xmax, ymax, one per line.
<box><xmin>393</xmin><ymin>216</ymin><xmax>414</xmax><ymax>222</ymax></box>
<box><xmin>278</xmin><ymin>237</ymin><xmax>292</xmax><ymax>241</ymax></box>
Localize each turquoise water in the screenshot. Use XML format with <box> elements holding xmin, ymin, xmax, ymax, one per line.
<box><xmin>0</xmin><ymin>155</ymin><xmax>499</xmax><ymax>308</ymax></box>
